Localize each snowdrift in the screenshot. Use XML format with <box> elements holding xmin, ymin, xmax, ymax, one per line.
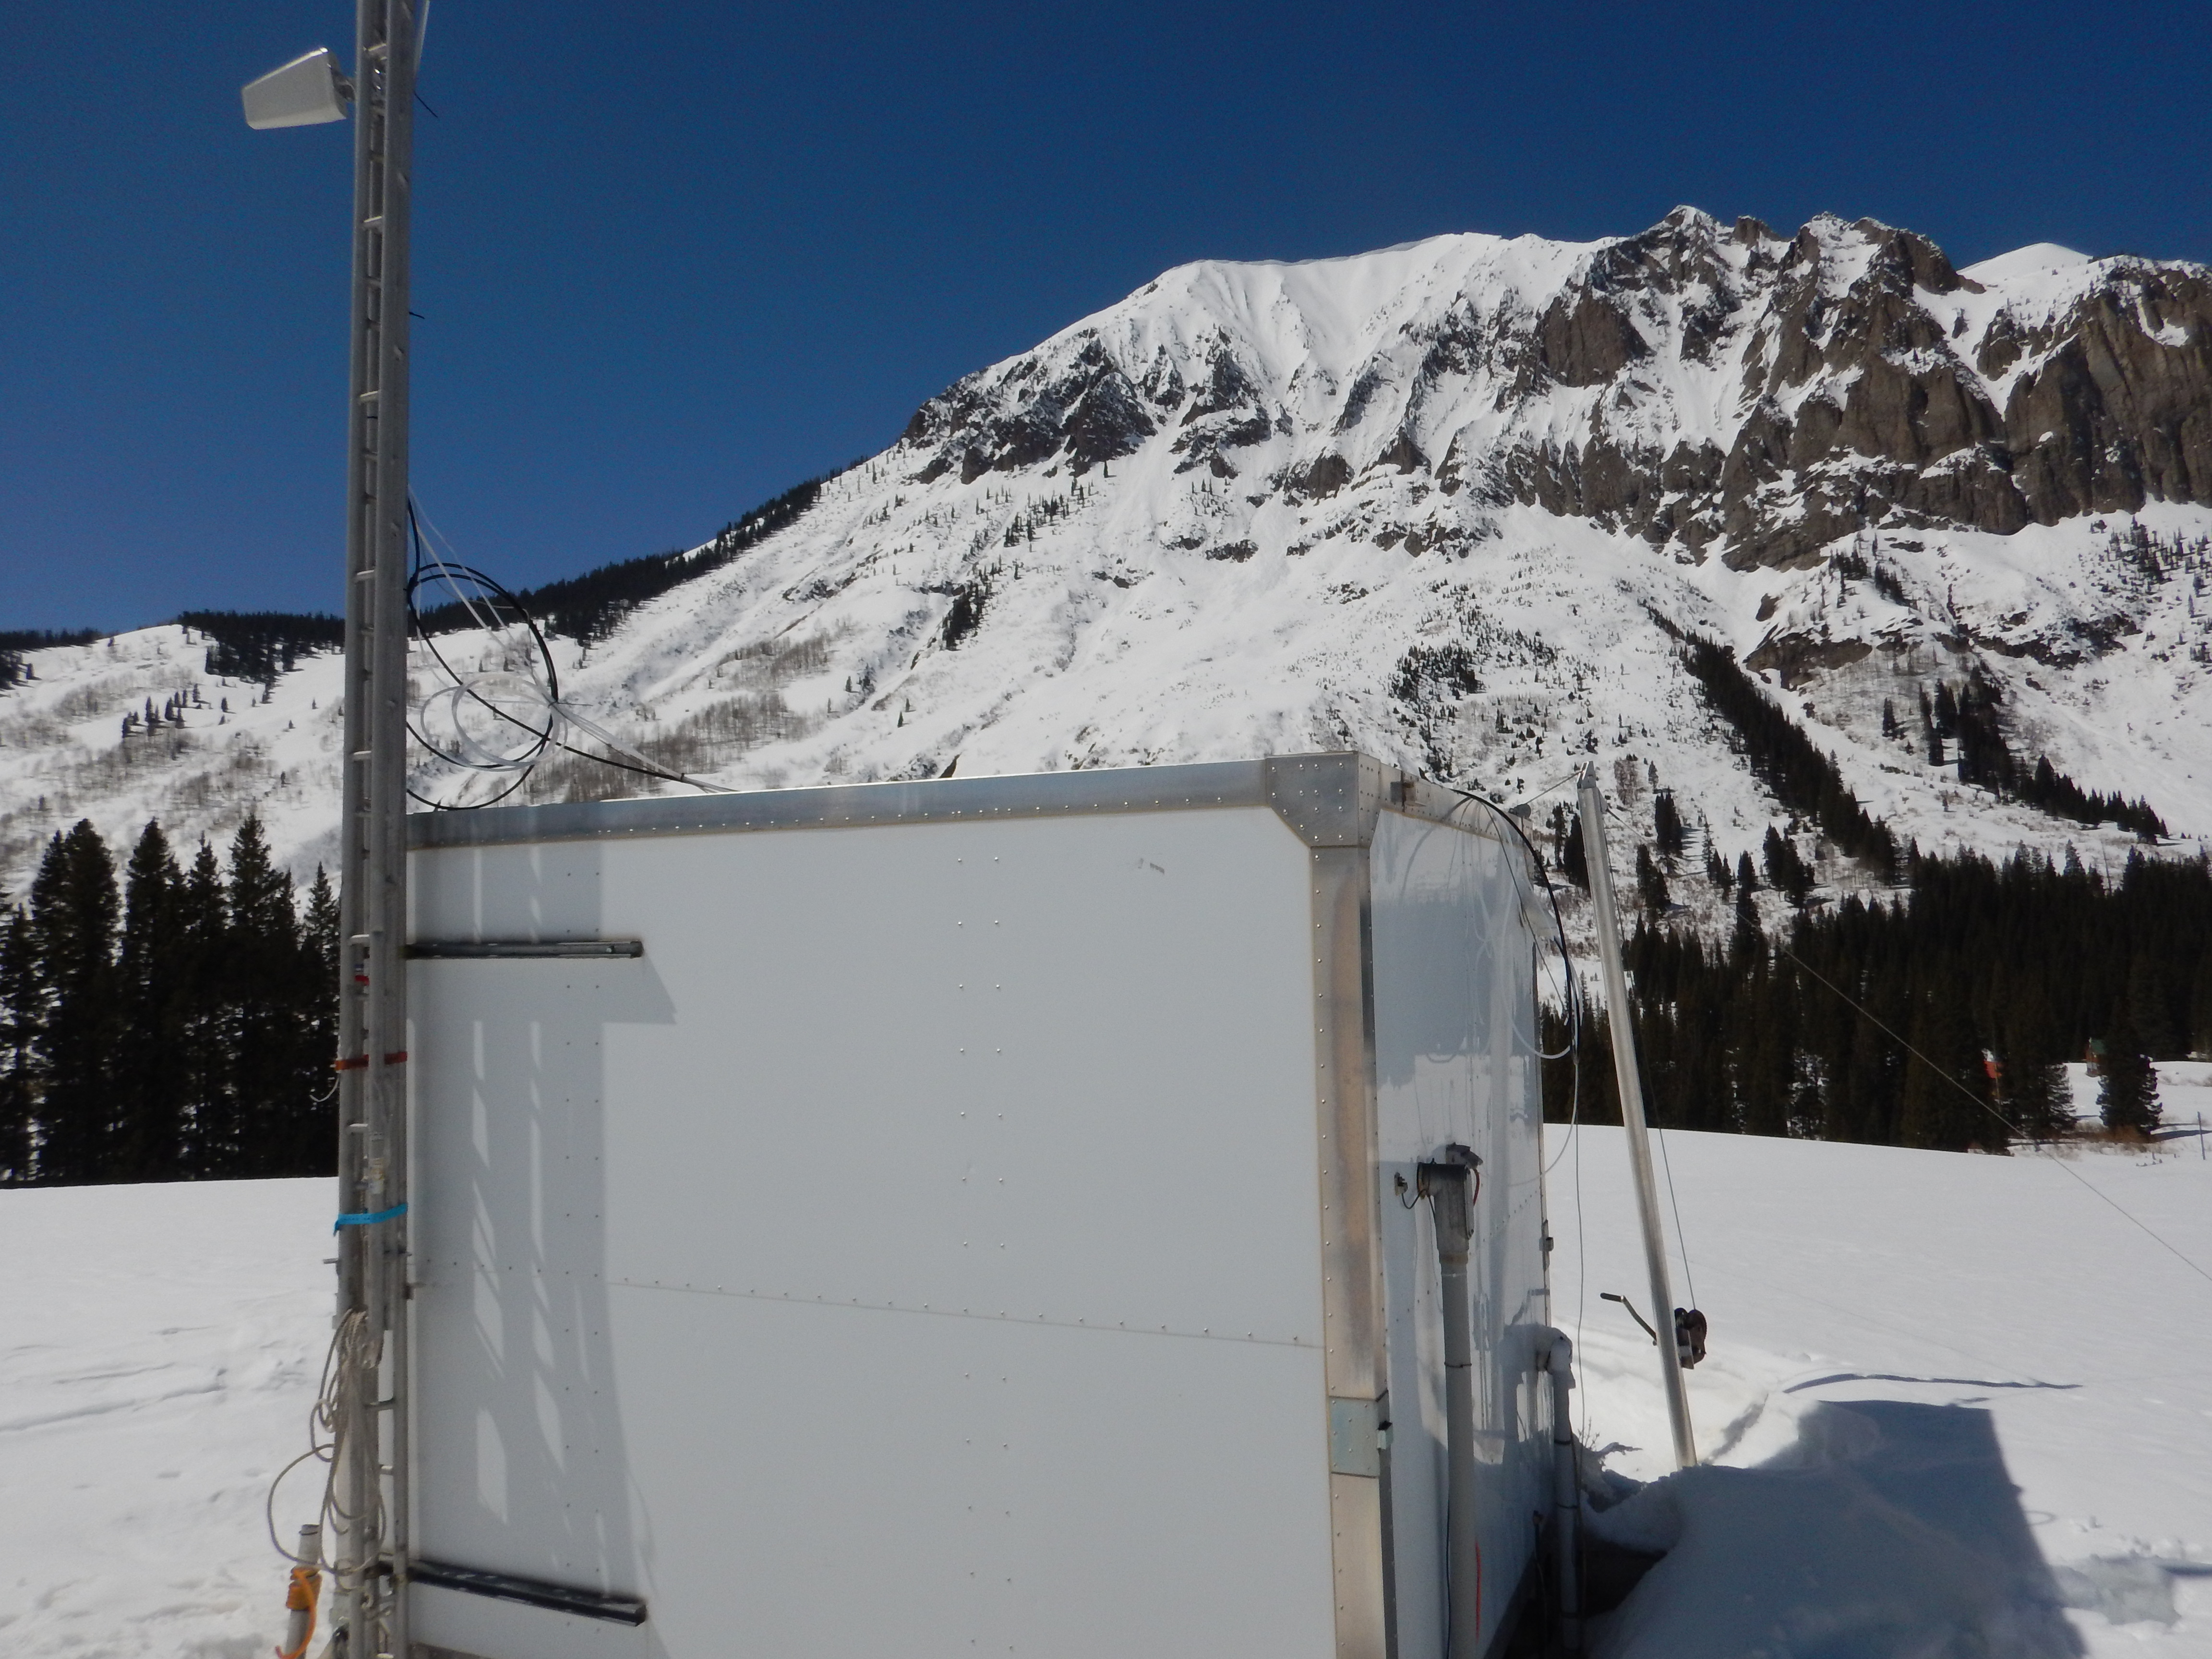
<box><xmin>1557</xmin><ymin>1112</ymin><xmax>2212</xmax><ymax>1657</ymax></box>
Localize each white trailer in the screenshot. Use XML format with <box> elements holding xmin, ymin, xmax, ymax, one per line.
<box><xmin>401</xmin><ymin>752</ymin><xmax>1565</xmax><ymax>1659</ymax></box>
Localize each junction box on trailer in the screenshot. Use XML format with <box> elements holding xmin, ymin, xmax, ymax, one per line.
<box><xmin>401</xmin><ymin>752</ymin><xmax>1559</xmax><ymax>1659</ymax></box>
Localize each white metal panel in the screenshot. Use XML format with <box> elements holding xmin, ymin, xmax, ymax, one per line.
<box><xmin>411</xmin><ymin>1582</ymin><xmax>646</xmax><ymax>1659</ymax></box>
<box><xmin>610</xmin><ymin>1289</ymin><xmax>1332</xmax><ymax>1658</ymax></box>
<box><xmin>409</xmin><ymin>958</ymin><xmax>652</xmax><ymax>1597</ymax></box>
<box><xmin>592</xmin><ymin>813</ymin><xmax>1326</xmax><ymax>1341</ymax></box>
<box><xmin>1367</xmin><ymin>808</ymin><xmax>1550</xmax><ymax>1658</ymax></box>
<box><xmin>409</xmin><ymin>805</ymin><xmax>1339</xmax><ymax>1657</ymax></box>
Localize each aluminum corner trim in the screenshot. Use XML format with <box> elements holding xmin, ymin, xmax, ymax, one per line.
<box><xmin>1310</xmin><ymin>843</ymin><xmax>1387</xmax><ymax>1659</ymax></box>
<box><xmin>404</xmin><ymin>750</ymin><xmax>1496</xmax><ymax>854</ymax></box>
<box><xmin>1330</xmin><ymin>1472</ymin><xmax>1390</xmax><ymax>1659</ymax></box>
<box><xmin>1262</xmin><ymin>756</ymin><xmax>1512</xmax><ymax>850</ymax></box>
<box><xmin>1310</xmin><ymin>845</ymin><xmax>1381</xmax><ymax>1405</ymax></box>
<box><xmin>1264</xmin><ymin>753</ymin><xmax>1386</xmax><ymax>848</ymax></box>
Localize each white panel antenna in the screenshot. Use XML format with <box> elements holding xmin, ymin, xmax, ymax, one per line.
<box><xmin>241</xmin><ymin>48</ymin><xmax>352</xmax><ymax>130</ymax></box>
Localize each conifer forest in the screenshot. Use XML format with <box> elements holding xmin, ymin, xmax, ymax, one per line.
<box><xmin>4</xmin><ymin>794</ymin><xmax>2208</xmax><ymax>1183</ymax></box>
<box><xmin>0</xmin><ymin>816</ymin><xmax>336</xmax><ymax>1185</ymax></box>
<box><xmin>1539</xmin><ymin>841</ymin><xmax>2206</xmax><ymax>1150</ymax></box>
<box><xmin>1529</xmin><ymin>637</ymin><xmax>2205</xmax><ymax>1153</ymax></box>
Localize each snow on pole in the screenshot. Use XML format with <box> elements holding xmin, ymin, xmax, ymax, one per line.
<box><xmin>1576</xmin><ymin>763</ymin><xmax>1698</xmax><ymax>1469</ymax></box>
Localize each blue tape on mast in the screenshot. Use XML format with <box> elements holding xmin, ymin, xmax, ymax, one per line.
<box><xmin>334</xmin><ymin>1202</ymin><xmax>408</xmax><ymax>1232</ymax></box>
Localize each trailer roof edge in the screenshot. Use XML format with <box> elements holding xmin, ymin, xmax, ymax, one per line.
<box><xmin>404</xmin><ymin>751</ymin><xmax>1506</xmax><ymax>852</ymax></box>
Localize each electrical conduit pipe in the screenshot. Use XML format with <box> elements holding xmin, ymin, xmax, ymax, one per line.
<box><xmin>1420</xmin><ymin>1146</ymin><xmax>1482</xmax><ymax>1659</ymax></box>
<box><xmin>1540</xmin><ymin>1331</ymin><xmax>1583</xmax><ymax>1653</ymax></box>
<box><xmin>1424</xmin><ymin>1148</ymin><xmax>1586</xmax><ymax>1655</ymax></box>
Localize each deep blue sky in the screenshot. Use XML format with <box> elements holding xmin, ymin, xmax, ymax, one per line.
<box><xmin>5</xmin><ymin>1</ymin><xmax>2208</xmax><ymax>631</ymax></box>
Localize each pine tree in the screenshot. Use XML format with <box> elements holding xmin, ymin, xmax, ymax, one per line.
<box><xmin>1707</xmin><ymin>846</ymin><xmax>1731</xmax><ymax>891</ymax></box>
<box><xmin>2098</xmin><ymin>1014</ymin><xmax>2161</xmax><ymax>1136</ymax></box>
<box><xmin>1731</xmin><ymin>878</ymin><xmax>1762</xmax><ymax>962</ymax></box>
<box><xmin>1635</xmin><ymin>844</ymin><xmax>1671</xmax><ymax>914</ymax></box>
<box><xmin>0</xmin><ymin>907</ymin><xmax>37</xmax><ymax>1182</ymax></box>
<box><xmin>224</xmin><ymin>814</ymin><xmax>307</xmax><ymax>1178</ymax></box>
<box><xmin>1652</xmin><ymin>791</ymin><xmax>1686</xmax><ymax>858</ymax></box>
<box><xmin>2126</xmin><ymin>954</ymin><xmax>2180</xmax><ymax>1059</ymax></box>
<box><xmin>296</xmin><ymin>866</ymin><xmax>341</xmax><ymax>1177</ymax></box>
<box><xmin>1763</xmin><ymin>826</ymin><xmax>1813</xmax><ymax>905</ymax></box>
<box><xmin>1999</xmin><ymin>981</ymin><xmax>2071</xmax><ymax>1142</ymax></box>
<box><xmin>1563</xmin><ymin>811</ymin><xmax>1589</xmax><ymax>890</ymax></box>
<box><xmin>1898</xmin><ymin>985</ymin><xmax>1995</xmax><ymax>1151</ymax></box>
<box><xmin>1730</xmin><ymin>960</ymin><xmax>1795</xmax><ymax>1135</ymax></box>
<box><xmin>116</xmin><ymin>822</ymin><xmax>187</xmax><ymax>1179</ymax></box>
<box><xmin>1577</xmin><ymin>1006</ymin><xmax>1624</xmax><ymax>1124</ymax></box>
<box><xmin>28</xmin><ymin>823</ymin><xmax>122</xmax><ymax>1182</ymax></box>
<box><xmin>1831</xmin><ymin>1008</ymin><xmax>1903</xmax><ymax>1145</ymax></box>
<box><xmin>176</xmin><ymin>839</ymin><xmax>231</xmax><ymax>1176</ymax></box>
<box><xmin>1678</xmin><ymin>638</ymin><xmax>1895</xmax><ymax>873</ymax></box>
<box><xmin>305</xmin><ymin>866</ymin><xmax>339</xmax><ymax>998</ymax></box>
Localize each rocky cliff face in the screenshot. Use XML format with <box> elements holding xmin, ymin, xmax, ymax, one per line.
<box><xmin>898</xmin><ymin>209</ymin><xmax>2212</xmax><ymax>572</ymax></box>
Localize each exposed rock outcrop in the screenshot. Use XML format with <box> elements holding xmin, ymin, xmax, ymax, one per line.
<box><xmin>897</xmin><ymin>209</ymin><xmax>2212</xmax><ymax>576</ymax></box>
<box><xmin>1478</xmin><ymin>216</ymin><xmax>2212</xmax><ymax>566</ymax></box>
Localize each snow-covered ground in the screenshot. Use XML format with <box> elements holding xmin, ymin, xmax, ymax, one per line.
<box><xmin>1555</xmin><ymin>1113</ymin><xmax>2212</xmax><ymax>1656</ymax></box>
<box><xmin>4</xmin><ymin>1097</ymin><xmax>2209</xmax><ymax>1656</ymax></box>
<box><xmin>0</xmin><ymin>1179</ymin><xmax>332</xmax><ymax>1659</ymax></box>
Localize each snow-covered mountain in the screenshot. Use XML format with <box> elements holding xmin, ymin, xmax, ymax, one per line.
<box><xmin>6</xmin><ymin>208</ymin><xmax>2211</xmax><ymax>908</ymax></box>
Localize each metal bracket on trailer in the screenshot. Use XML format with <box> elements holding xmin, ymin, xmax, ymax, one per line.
<box><xmin>407</xmin><ymin>939</ymin><xmax>645</xmax><ymax>959</ymax></box>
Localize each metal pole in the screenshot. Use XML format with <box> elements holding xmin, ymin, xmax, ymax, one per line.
<box><xmin>333</xmin><ymin>0</ymin><xmax>416</xmax><ymax>1651</ymax></box>
<box><xmin>1575</xmin><ymin>766</ymin><xmax>1696</xmax><ymax>1470</ymax></box>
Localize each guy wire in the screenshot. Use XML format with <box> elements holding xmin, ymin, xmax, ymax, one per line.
<box><xmin>1653</xmin><ymin>1123</ymin><xmax>1697</xmax><ymax>1309</ymax></box>
<box><xmin>1780</xmin><ymin>941</ymin><xmax>2212</xmax><ymax>1289</ymax></box>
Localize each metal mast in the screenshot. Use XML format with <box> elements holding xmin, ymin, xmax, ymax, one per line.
<box><xmin>332</xmin><ymin>0</ymin><xmax>417</xmax><ymax>1650</ymax></box>
<box><xmin>1576</xmin><ymin>766</ymin><xmax>1697</xmax><ymax>1470</ymax></box>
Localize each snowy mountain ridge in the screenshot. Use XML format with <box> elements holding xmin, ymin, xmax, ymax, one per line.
<box><xmin>5</xmin><ymin>208</ymin><xmax>2212</xmax><ymax>914</ymax></box>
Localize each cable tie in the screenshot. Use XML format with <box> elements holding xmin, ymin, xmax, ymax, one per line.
<box><xmin>333</xmin><ymin>1202</ymin><xmax>408</xmax><ymax>1232</ymax></box>
<box><xmin>332</xmin><ymin>1050</ymin><xmax>408</xmax><ymax>1071</ymax></box>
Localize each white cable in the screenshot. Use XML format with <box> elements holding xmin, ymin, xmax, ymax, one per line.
<box><xmin>265</xmin><ymin>1309</ymin><xmax>380</xmax><ymax>1578</ymax></box>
